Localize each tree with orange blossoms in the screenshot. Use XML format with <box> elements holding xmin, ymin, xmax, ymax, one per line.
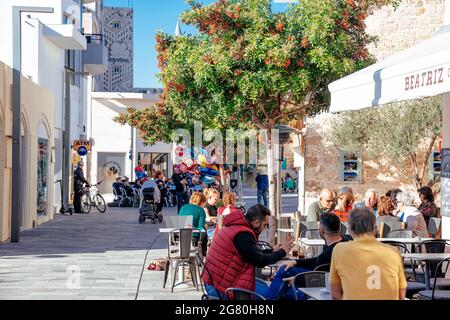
<box><xmin>115</xmin><ymin>0</ymin><xmax>398</xmax><ymax>244</ymax></box>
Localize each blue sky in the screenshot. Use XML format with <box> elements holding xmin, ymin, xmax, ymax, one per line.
<box><xmin>105</xmin><ymin>0</ymin><xmax>290</xmax><ymax>88</ymax></box>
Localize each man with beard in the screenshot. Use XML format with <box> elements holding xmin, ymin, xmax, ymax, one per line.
<box><xmin>202</xmin><ymin>205</ymin><xmax>294</xmax><ymax>299</ymax></box>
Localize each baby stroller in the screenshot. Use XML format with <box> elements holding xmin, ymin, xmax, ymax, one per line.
<box><xmin>138</xmin><ymin>187</ymin><xmax>163</xmax><ymax>224</ymax></box>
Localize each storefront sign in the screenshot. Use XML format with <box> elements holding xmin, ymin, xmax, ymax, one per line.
<box><xmin>73</xmin><ymin>140</ymin><xmax>92</xmax><ymax>152</ymax></box>
<box><xmin>442</xmin><ymin>148</ymin><xmax>450</xmax><ymax>218</ymax></box>
<box><xmin>404</xmin><ymin>65</ymin><xmax>450</xmax><ymax>92</ymax></box>
<box><xmin>77</xmin><ymin>146</ymin><xmax>88</xmax><ymax>156</ymax></box>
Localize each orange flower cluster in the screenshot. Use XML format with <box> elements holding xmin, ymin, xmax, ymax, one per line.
<box><xmin>276</xmin><ymin>20</ymin><xmax>284</xmax><ymax>32</ymax></box>
<box><xmin>168</xmin><ymin>81</ymin><xmax>186</xmax><ymax>93</ymax></box>
<box><xmin>195</xmin><ymin>0</ymin><xmax>242</xmax><ymax>36</ymax></box>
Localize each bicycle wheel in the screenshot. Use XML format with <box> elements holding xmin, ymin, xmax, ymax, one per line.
<box><xmin>94</xmin><ymin>194</ymin><xmax>107</xmax><ymax>213</ymax></box>
<box><xmin>80</xmin><ymin>194</ymin><xmax>91</xmax><ymax>214</ymax></box>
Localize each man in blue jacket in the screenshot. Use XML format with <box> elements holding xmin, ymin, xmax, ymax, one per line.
<box><xmin>255</xmin><ymin>172</ymin><xmax>269</xmax><ymax>207</ymax></box>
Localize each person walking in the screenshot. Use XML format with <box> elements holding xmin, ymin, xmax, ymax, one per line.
<box><xmin>255</xmin><ymin>171</ymin><xmax>269</xmax><ymax>207</ymax></box>
<box><xmin>171</xmin><ymin>166</ymin><xmax>188</xmax><ymax>213</ymax></box>
<box><xmin>73</xmin><ymin>161</ymin><xmax>89</xmax><ymax>213</ymax></box>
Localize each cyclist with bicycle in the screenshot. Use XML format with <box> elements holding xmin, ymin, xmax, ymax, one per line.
<box><xmin>73</xmin><ymin>161</ymin><xmax>90</xmax><ymax>213</ymax></box>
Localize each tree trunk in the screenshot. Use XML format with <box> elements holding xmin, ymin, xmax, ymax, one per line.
<box><xmin>237</xmin><ymin>164</ymin><xmax>243</xmax><ymax>203</ymax></box>
<box><xmin>219</xmin><ymin>165</ymin><xmax>226</xmax><ymax>192</ymax></box>
<box><xmin>267</xmin><ymin>137</ymin><xmax>277</xmax><ymax>246</ymax></box>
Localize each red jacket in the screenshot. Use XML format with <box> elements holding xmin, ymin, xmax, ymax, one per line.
<box><xmin>202</xmin><ymin>208</ymin><xmax>257</xmax><ymax>295</ymax></box>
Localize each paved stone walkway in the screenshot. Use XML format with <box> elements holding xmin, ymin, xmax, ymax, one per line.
<box><xmin>0</xmin><ymin>206</ymin><xmax>202</xmax><ymax>300</ymax></box>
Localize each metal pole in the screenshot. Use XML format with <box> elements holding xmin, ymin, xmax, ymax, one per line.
<box><xmin>277</xmin><ymin>145</ymin><xmax>283</xmax><ymax>217</ymax></box>
<box><xmin>11</xmin><ymin>6</ymin><xmax>53</xmax><ymax>242</ymax></box>
<box><xmin>63</xmin><ymin>70</ymin><xmax>89</xmax><ymax>213</ymax></box>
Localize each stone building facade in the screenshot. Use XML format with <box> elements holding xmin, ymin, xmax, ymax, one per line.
<box><xmin>302</xmin><ymin>0</ymin><xmax>445</xmax><ymax>200</ymax></box>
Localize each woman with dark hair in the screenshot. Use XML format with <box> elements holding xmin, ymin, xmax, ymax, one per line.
<box><xmin>417</xmin><ymin>186</ymin><xmax>438</xmax><ymax>226</ymax></box>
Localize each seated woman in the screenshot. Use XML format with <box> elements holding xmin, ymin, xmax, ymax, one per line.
<box><xmin>332</xmin><ymin>192</ymin><xmax>353</xmax><ymax>222</ymax></box>
<box><xmin>178</xmin><ymin>192</ymin><xmax>208</xmax><ymax>255</ymax></box>
<box><xmin>215</xmin><ymin>192</ymin><xmax>239</xmax><ymax>231</ymax></box>
<box><xmin>417</xmin><ymin>186</ymin><xmax>438</xmax><ymax>227</ymax></box>
<box><xmin>218</xmin><ymin>192</ymin><xmax>236</xmax><ymax>216</ymax></box>
<box><xmin>265</xmin><ymin>213</ymin><xmax>350</xmax><ymax>300</ymax></box>
<box><xmin>203</xmin><ymin>188</ymin><xmax>220</xmax><ymax>239</ymax></box>
<box><xmin>395</xmin><ymin>191</ymin><xmax>429</xmax><ymax>238</ymax></box>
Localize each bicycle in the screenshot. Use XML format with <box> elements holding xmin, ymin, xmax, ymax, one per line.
<box><xmin>80</xmin><ymin>180</ymin><xmax>107</xmax><ymax>214</ymax></box>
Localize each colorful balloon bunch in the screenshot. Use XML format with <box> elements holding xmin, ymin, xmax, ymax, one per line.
<box><xmin>174</xmin><ymin>146</ymin><xmax>226</xmax><ymax>186</ymax></box>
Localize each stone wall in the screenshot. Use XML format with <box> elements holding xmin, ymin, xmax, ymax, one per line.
<box><xmin>301</xmin><ymin>0</ymin><xmax>445</xmax><ymax>200</ymax></box>
<box><xmin>366</xmin><ymin>0</ymin><xmax>445</xmax><ymax>61</ymax></box>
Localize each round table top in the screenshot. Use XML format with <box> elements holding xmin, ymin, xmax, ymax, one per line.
<box><xmin>401</xmin><ymin>253</ymin><xmax>450</xmax><ymax>261</ymax></box>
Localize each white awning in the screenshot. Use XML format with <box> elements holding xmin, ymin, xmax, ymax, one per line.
<box><xmin>328</xmin><ymin>24</ymin><xmax>450</xmax><ymax>112</ymax></box>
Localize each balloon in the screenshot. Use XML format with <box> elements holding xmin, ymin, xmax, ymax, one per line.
<box><xmin>199</xmin><ymin>167</ymin><xmax>219</xmax><ymax>176</ymax></box>
<box><xmin>183</xmin><ymin>158</ymin><xmax>195</xmax><ymax>170</ymax></box>
<box><xmin>175</xmin><ymin>146</ymin><xmax>184</xmax><ymax>157</ymax></box>
<box><xmin>208</xmin><ymin>164</ymin><xmax>219</xmax><ymax>171</ymax></box>
<box><xmin>197</xmin><ymin>154</ymin><xmax>207</xmax><ymax>167</ymax></box>
<box><xmin>202</xmin><ymin>175</ymin><xmax>215</xmax><ymax>184</ymax></box>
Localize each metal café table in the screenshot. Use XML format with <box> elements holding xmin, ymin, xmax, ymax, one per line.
<box><xmin>378</xmin><ymin>238</ymin><xmax>433</xmax><ymax>244</ymax></box>
<box><xmin>401</xmin><ymin>253</ymin><xmax>450</xmax><ymax>290</ymax></box>
<box><xmin>299</xmin><ymin>238</ymin><xmax>325</xmax><ymax>246</ymax></box>
<box><xmin>158</xmin><ymin>227</ymin><xmax>201</xmax><ymax>289</ymax></box>
<box><xmin>300</xmin><ymin>237</ymin><xmax>435</xmax><ymax>246</ymax></box>
<box><xmin>298</xmin><ymin>287</ymin><xmax>331</xmax><ymax>300</ymax></box>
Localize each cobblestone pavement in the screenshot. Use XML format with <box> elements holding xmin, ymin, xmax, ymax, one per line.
<box><xmin>0</xmin><ymin>189</ymin><xmax>298</xmax><ymax>300</ymax></box>
<box><xmin>0</xmin><ymin>206</ymin><xmax>202</xmax><ymax>300</ymax></box>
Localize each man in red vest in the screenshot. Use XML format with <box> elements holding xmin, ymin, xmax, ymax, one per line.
<box><xmin>202</xmin><ymin>204</ymin><xmax>294</xmax><ymax>299</ymax></box>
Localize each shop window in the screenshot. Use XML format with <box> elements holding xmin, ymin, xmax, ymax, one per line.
<box><xmin>429</xmin><ymin>151</ymin><xmax>441</xmax><ymax>181</ymax></box>
<box><xmin>339</xmin><ymin>150</ymin><xmax>362</xmax><ymax>183</ymax></box>
<box><xmin>37</xmin><ymin>138</ymin><xmax>49</xmax><ymax>216</ymax></box>
<box><xmin>138</xmin><ymin>152</ymin><xmax>169</xmax><ymax>178</ymax></box>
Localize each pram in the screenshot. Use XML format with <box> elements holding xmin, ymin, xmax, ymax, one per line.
<box><xmin>138</xmin><ymin>187</ymin><xmax>163</xmax><ymax>224</ymax></box>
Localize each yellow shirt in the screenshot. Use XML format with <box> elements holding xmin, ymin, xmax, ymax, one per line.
<box><xmin>329</xmin><ymin>234</ymin><xmax>407</xmax><ymax>300</ymax></box>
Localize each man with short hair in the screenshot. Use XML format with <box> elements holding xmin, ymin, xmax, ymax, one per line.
<box><xmin>355</xmin><ymin>189</ymin><xmax>379</xmax><ymax>215</ymax></box>
<box><xmin>330</xmin><ymin>207</ymin><xmax>407</xmax><ymax>300</ymax></box>
<box><xmin>307</xmin><ymin>188</ymin><xmax>336</xmax><ymax>222</ymax></box>
<box><xmin>202</xmin><ymin>205</ymin><xmax>294</xmax><ymax>298</ymax></box>
<box><xmin>112</xmin><ymin>176</ymin><xmax>123</xmax><ymax>200</ymax></box>
<box><xmin>265</xmin><ymin>212</ymin><xmax>350</xmax><ymax>299</ymax></box>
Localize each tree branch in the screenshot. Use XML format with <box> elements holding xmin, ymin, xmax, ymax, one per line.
<box><xmin>250</xmin><ymin>104</ymin><xmax>266</xmax><ymax>129</ymax></box>
<box><xmin>419</xmin><ymin>134</ymin><xmax>438</xmax><ymax>187</ymax></box>
<box><xmin>407</xmin><ymin>150</ymin><xmax>421</xmax><ymax>188</ymax></box>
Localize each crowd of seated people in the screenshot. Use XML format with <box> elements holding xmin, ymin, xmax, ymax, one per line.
<box><xmin>305</xmin><ymin>185</ymin><xmax>437</xmax><ymax>237</ymax></box>
<box><xmin>188</xmin><ymin>183</ymin><xmax>441</xmax><ymax>301</ymax></box>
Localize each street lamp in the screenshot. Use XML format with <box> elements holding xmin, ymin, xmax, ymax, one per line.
<box><xmin>11</xmin><ymin>6</ymin><xmax>54</xmax><ymax>242</ymax></box>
